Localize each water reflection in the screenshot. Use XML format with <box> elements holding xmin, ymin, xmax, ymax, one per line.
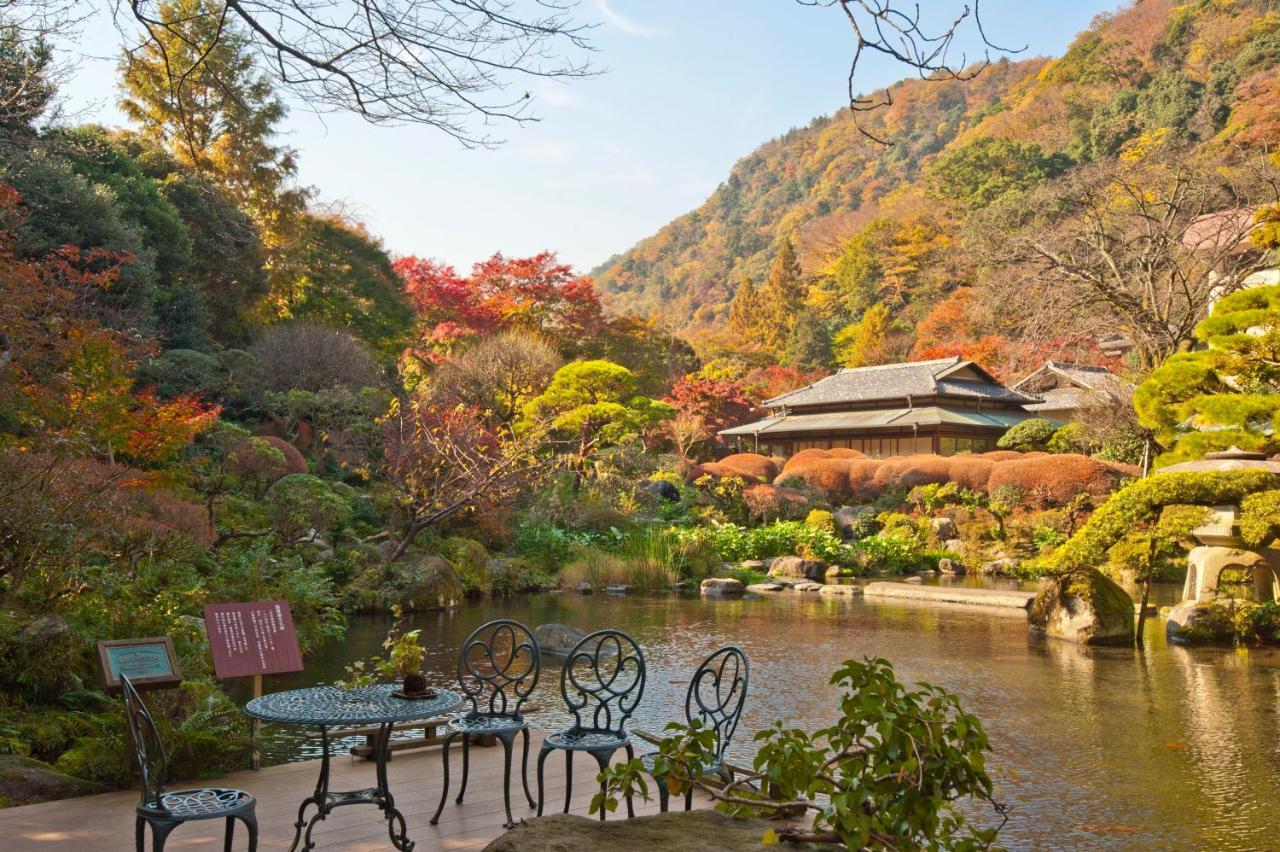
<box><xmin>246</xmin><ymin>587</ymin><xmax>1280</xmax><ymax>849</ymax></box>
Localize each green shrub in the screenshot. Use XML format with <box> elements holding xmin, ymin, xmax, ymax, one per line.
<box><xmin>804</xmin><ymin>509</ymin><xmax>835</xmax><ymax>532</ymax></box>
<box><xmin>266</xmin><ymin>474</ymin><xmax>350</xmax><ymax>540</ymax></box>
<box><xmin>1175</xmin><ymin>600</ymin><xmax>1280</xmax><ymax>646</ymax></box>
<box><xmin>997</xmin><ymin>418</ymin><xmax>1057</xmax><ymax>452</ymax></box>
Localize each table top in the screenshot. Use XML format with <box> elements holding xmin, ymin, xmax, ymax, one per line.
<box><xmin>244</xmin><ymin>683</ymin><xmax>461</xmax><ymax>727</ymax></box>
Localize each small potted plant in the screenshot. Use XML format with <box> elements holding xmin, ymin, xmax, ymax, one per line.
<box><xmin>339</xmin><ymin>606</ymin><xmax>433</xmax><ymax>698</ymax></box>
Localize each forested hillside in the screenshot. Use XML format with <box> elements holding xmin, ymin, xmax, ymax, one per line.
<box><xmin>593</xmin><ymin>0</ymin><xmax>1280</xmax><ymax>372</ymax></box>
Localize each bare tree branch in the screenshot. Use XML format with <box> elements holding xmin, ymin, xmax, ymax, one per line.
<box><xmin>798</xmin><ymin>0</ymin><xmax>1024</xmax><ymax>144</ymax></box>
<box><xmin>113</xmin><ymin>0</ymin><xmax>597</xmax><ymax>147</ymax></box>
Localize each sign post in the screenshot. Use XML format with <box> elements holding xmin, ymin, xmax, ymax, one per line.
<box><xmin>203</xmin><ymin>600</ymin><xmax>304</xmax><ymax>770</ymax></box>
<box><xmin>97</xmin><ymin>637</ymin><xmax>183</xmax><ymax>694</ymax></box>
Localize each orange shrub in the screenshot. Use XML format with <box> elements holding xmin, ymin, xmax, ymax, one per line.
<box><xmin>687</xmin><ymin>461</ymin><xmax>738</xmax><ymax>482</ymax></box>
<box><xmin>718</xmin><ymin>453</ymin><xmax>780</xmax><ymax>482</ymax></box>
<box><xmin>948</xmin><ymin>455</ymin><xmax>995</xmax><ymax>491</ymax></box>
<box><xmin>873</xmin><ymin>454</ymin><xmax>952</xmax><ymax>490</ymax></box>
<box><xmin>824</xmin><ymin>447</ymin><xmax>867</xmax><ymax>459</ymax></box>
<box><xmin>744</xmin><ymin>483</ymin><xmax>811</xmax><ymax>521</ymax></box>
<box><xmin>846</xmin><ymin>459</ymin><xmax>884</xmax><ymax>500</ymax></box>
<box><xmin>980</xmin><ymin>451</ymin><xmax>1024</xmax><ymax>462</ymax></box>
<box><xmin>986</xmin><ymin>453</ymin><xmax>1128</xmax><ymax>506</ymax></box>
<box><xmin>229</xmin><ymin>435</ymin><xmax>307</xmax><ymax>482</ymax></box>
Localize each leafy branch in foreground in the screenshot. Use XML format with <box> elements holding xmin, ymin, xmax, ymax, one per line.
<box><xmin>596</xmin><ymin>657</ymin><xmax>1006</xmax><ymax>850</ymax></box>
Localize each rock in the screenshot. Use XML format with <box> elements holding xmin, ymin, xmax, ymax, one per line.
<box><xmin>700</xmin><ymin>578</ymin><xmax>745</xmax><ymax>597</ymax></box>
<box><xmin>532</xmin><ymin>623</ymin><xmax>589</xmax><ymax>662</ymax></box>
<box><xmin>936</xmin><ymin>558</ymin><xmax>964</xmax><ymax>575</ymax></box>
<box><xmin>402</xmin><ymin>555</ymin><xmax>459</xmax><ymax>611</ymax></box>
<box><xmin>768</xmin><ymin>556</ymin><xmax>826</xmax><ymax>581</ymax></box>
<box><xmin>739</xmin><ymin>559</ymin><xmax>767</xmax><ymax>571</ymax></box>
<box><xmin>377</xmin><ymin>540</ymin><xmax>399</xmax><ymax>561</ymax></box>
<box><xmin>177</xmin><ymin>614</ymin><xmax>208</xmax><ymax>642</ymax></box>
<box><xmin>833</xmin><ymin>505</ymin><xmax>872</xmax><ymax>539</ymax></box>
<box><xmin>819</xmin><ymin>584</ymin><xmax>863</xmax><ymax>597</ymax></box>
<box><xmin>671</xmin><ymin>580</ymin><xmax>693</xmax><ymax>591</ymax></box>
<box><xmin>915</xmin><ymin>569</ymin><xmax>938</xmax><ymax>577</ymax></box>
<box><xmin>981</xmin><ymin>557</ymin><xmax>1022</xmax><ymax>575</ymax></box>
<box><xmin>644</xmin><ymin>480</ymin><xmax>681</xmax><ymax>503</ymax></box>
<box><xmin>793</xmin><ymin>582</ymin><xmax>823</xmax><ymax>592</ymax></box>
<box><xmin>746</xmin><ymin>583</ymin><xmax>784</xmax><ymax>593</ymax></box>
<box><xmin>604</xmin><ymin>584</ymin><xmax>629</xmax><ymax>595</ymax></box>
<box><xmin>903</xmin><ymin>575</ymin><xmax>924</xmax><ymax>583</ymax></box>
<box><xmin>483</xmin><ymin>811</ymin><xmax>809</xmax><ymax>852</ymax></box>
<box><xmin>931</xmin><ymin>516</ymin><xmax>958</xmax><ymax>540</ymax></box>
<box><xmin>575</xmin><ymin>582</ymin><xmax>594</xmax><ymax>595</ymax></box>
<box><xmin>0</xmin><ymin>755</ymin><xmax>101</xmax><ymax>807</ymax></box>
<box><xmin>1028</xmin><ymin>569</ymin><xmax>1134</xmax><ymax>646</ymax></box>
<box><xmin>943</xmin><ymin>538</ymin><xmax>966</xmax><ymax>555</ymax></box>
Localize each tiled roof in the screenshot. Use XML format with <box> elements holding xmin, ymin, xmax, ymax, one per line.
<box><xmin>763</xmin><ymin>358</ymin><xmax>1039</xmax><ymax>408</ymax></box>
<box><xmin>1013</xmin><ymin>361</ymin><xmax>1134</xmax><ymax>405</ymax></box>
<box><xmin>720</xmin><ymin>406</ymin><xmax>1033</xmax><ymax>436</ymax></box>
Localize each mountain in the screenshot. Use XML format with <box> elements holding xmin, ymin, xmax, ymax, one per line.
<box><xmin>591</xmin><ymin>0</ymin><xmax>1280</xmax><ymax>335</ymax></box>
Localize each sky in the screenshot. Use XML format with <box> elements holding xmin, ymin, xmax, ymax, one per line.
<box><xmin>58</xmin><ymin>0</ymin><xmax>1123</xmax><ymax>272</ymax></box>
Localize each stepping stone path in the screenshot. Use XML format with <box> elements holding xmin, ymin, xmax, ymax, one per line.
<box><xmin>746</xmin><ymin>583</ymin><xmax>784</xmax><ymax>594</ymax></box>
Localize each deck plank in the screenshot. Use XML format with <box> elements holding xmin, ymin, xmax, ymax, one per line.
<box><xmin>0</xmin><ymin>733</ymin><xmax>707</xmax><ymax>851</ymax></box>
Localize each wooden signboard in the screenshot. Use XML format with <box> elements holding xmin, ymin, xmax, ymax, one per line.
<box><xmin>203</xmin><ymin>600</ymin><xmax>304</xmax><ymax>679</ymax></box>
<box><xmin>98</xmin><ymin>637</ymin><xmax>182</xmax><ymax>694</ymax></box>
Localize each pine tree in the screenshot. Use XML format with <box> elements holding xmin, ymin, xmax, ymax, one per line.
<box><xmin>784</xmin><ymin>309</ymin><xmax>832</xmax><ymax>369</ymax></box>
<box><xmin>757</xmin><ymin>235</ymin><xmax>806</xmax><ymax>354</ymax></box>
<box><xmin>119</xmin><ymin>0</ymin><xmax>306</xmax><ymax>242</ymax></box>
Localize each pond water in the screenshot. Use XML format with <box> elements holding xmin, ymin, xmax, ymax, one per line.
<box><xmin>249</xmin><ymin>582</ymin><xmax>1280</xmax><ymax>850</ymax></box>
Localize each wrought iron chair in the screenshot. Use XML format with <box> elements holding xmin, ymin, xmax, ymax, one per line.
<box><xmin>642</xmin><ymin>646</ymin><xmax>749</xmax><ymax>812</ymax></box>
<box><xmin>430</xmin><ymin>619</ymin><xmax>541</xmax><ymax>829</ymax></box>
<box><xmin>536</xmin><ymin>629</ymin><xmax>646</xmax><ymax>821</ymax></box>
<box><xmin>121</xmin><ymin>676</ymin><xmax>258</xmax><ymax>852</ymax></box>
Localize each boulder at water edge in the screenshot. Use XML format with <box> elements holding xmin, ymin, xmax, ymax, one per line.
<box><xmin>0</xmin><ymin>755</ymin><xmax>101</xmax><ymax>807</ymax></box>
<box><xmin>700</xmin><ymin>577</ymin><xmax>745</xmax><ymax>597</ymax></box>
<box><xmin>484</xmin><ymin>812</ymin><xmax>816</xmax><ymax>852</ymax></box>
<box><xmin>1028</xmin><ymin>569</ymin><xmax>1134</xmax><ymax>646</ymax></box>
<box><xmin>768</xmin><ymin>556</ymin><xmax>826</xmax><ymax>581</ymax></box>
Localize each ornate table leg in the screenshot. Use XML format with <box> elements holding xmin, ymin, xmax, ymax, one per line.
<box><xmin>291</xmin><ymin>726</ymin><xmax>332</xmax><ymax>852</ymax></box>
<box><xmin>374</xmin><ymin>721</ymin><xmax>415</xmax><ymax>851</ymax></box>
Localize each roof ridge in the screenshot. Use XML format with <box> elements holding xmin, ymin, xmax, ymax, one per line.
<box><xmin>836</xmin><ymin>357</ymin><xmax>958</xmax><ymax>375</ymax></box>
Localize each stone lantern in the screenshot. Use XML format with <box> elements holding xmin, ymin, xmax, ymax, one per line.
<box><xmin>1160</xmin><ymin>447</ymin><xmax>1280</xmax><ymax>635</ymax></box>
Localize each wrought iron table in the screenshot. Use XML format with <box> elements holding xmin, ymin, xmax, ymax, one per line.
<box><xmin>245</xmin><ymin>684</ymin><xmax>460</xmax><ymax>852</ymax></box>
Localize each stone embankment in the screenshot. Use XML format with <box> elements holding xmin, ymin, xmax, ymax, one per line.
<box><xmin>862</xmin><ymin>582</ymin><xmax>1035</xmax><ymax>609</ymax></box>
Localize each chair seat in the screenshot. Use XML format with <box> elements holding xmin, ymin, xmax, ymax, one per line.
<box><xmin>639</xmin><ymin>751</ymin><xmax>720</xmax><ymax>779</ymax></box>
<box><xmin>447</xmin><ymin>713</ymin><xmax>527</xmax><ymax>735</ymax></box>
<box><xmin>140</xmin><ymin>788</ymin><xmax>255</xmax><ymax>821</ymax></box>
<box><xmin>544</xmin><ymin>728</ymin><xmax>629</xmax><ymax>751</ymax></box>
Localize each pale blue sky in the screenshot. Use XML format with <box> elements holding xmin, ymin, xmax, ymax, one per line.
<box><xmin>60</xmin><ymin>0</ymin><xmax>1122</xmax><ymax>271</ymax></box>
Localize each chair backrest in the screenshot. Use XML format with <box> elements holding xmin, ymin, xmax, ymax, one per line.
<box><xmin>121</xmin><ymin>676</ymin><xmax>167</xmax><ymax>806</ymax></box>
<box><xmin>685</xmin><ymin>646</ymin><xmax>749</xmax><ymax>764</ymax></box>
<box><xmin>457</xmin><ymin>619</ymin><xmax>541</xmax><ymax>719</ymax></box>
<box><xmin>561</xmin><ymin>629</ymin><xmax>645</xmax><ymax>736</ymax></box>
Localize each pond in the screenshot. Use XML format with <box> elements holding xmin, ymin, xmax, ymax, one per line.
<box><xmin>250</xmin><ymin>583</ymin><xmax>1280</xmax><ymax>850</ymax></box>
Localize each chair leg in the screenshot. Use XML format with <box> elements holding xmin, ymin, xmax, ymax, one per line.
<box><xmin>430</xmin><ymin>731</ymin><xmax>456</xmax><ymax>825</ymax></box>
<box><xmin>623</xmin><ymin>742</ymin><xmax>637</xmax><ymax>819</ymax></box>
<box><xmin>135</xmin><ymin>815</ymin><xmax>145</xmax><ymax>852</ymax></box>
<box><xmin>536</xmin><ymin>744</ymin><xmax>552</xmax><ymax>817</ymax></box>
<box><xmin>655</xmin><ymin>774</ymin><xmax>670</xmax><ymax>813</ymax></box>
<box><xmin>150</xmin><ymin>820</ymin><xmax>177</xmax><ymax>852</ymax></box>
<box><xmin>224</xmin><ymin>815</ymin><xmax>235</xmax><ymax>851</ymax></box>
<box><xmin>242</xmin><ymin>812</ymin><xmax>258</xmax><ymax>852</ymax></box>
<box><xmin>499</xmin><ymin>733</ymin><xmax>516</xmax><ymax>828</ymax></box>
<box><xmin>562</xmin><ymin>749</ymin><xmax>574</xmax><ymax>814</ymax></box>
<box><xmin>685</xmin><ymin>783</ymin><xmax>694</xmax><ymax>812</ymax></box>
<box><xmin>520</xmin><ymin>727</ymin><xmax>534</xmax><ymax>809</ymax></box>
<box><xmin>590</xmin><ymin>750</ymin><xmax>614</xmax><ymax>822</ymax></box>
<box><xmin>456</xmin><ymin>734</ymin><xmax>470</xmax><ymax>804</ymax></box>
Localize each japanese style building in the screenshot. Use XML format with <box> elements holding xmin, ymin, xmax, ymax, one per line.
<box><xmin>721</xmin><ymin>357</ymin><xmax>1040</xmax><ymax>458</ymax></box>
<box><xmin>1012</xmin><ymin>361</ymin><xmax>1134</xmax><ymax>423</ymax></box>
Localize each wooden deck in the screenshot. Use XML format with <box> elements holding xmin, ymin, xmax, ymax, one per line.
<box><xmin>1</xmin><ymin>734</ymin><xmax>709</xmax><ymax>851</ymax></box>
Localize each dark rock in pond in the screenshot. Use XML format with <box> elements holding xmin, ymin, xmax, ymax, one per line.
<box><xmin>937</xmin><ymin>558</ymin><xmax>964</xmax><ymax>575</ymax></box>
<box><xmin>574</xmin><ymin>582</ymin><xmax>593</xmax><ymax>595</ymax></box>
<box><xmin>644</xmin><ymin>480</ymin><xmax>681</xmax><ymax>502</ymax></box>
<box><xmin>533</xmin><ymin>623</ymin><xmax>588</xmax><ymax>663</ymax></box>
<box><xmin>604</xmin><ymin>584</ymin><xmax>629</xmax><ymax>595</ymax></box>
<box><xmin>982</xmin><ymin>557</ymin><xmax>1021</xmax><ymax>575</ymax></box>
<box><xmin>739</xmin><ymin>559</ymin><xmax>767</xmax><ymax>571</ymax></box>
<box><xmin>483</xmin><ymin>811</ymin><xmax>810</xmax><ymax>852</ymax></box>
<box><xmin>0</xmin><ymin>755</ymin><xmax>101</xmax><ymax>807</ymax></box>
<box><xmin>700</xmin><ymin>578</ymin><xmax>745</xmax><ymax>597</ymax></box>
<box><xmin>1029</xmin><ymin>569</ymin><xmax>1134</xmax><ymax>646</ymax></box>
<box><xmin>768</xmin><ymin>556</ymin><xmax>826</xmax><ymax>581</ymax></box>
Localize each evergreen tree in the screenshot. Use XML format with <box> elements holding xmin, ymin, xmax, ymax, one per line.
<box><xmin>118</xmin><ymin>0</ymin><xmax>306</xmax><ymax>243</ymax></box>
<box><xmin>757</xmin><ymin>235</ymin><xmax>806</xmax><ymax>354</ymax></box>
<box><xmin>784</xmin><ymin>309</ymin><xmax>832</xmax><ymax>369</ymax></box>
<box><xmin>727</xmin><ymin>275</ymin><xmax>760</xmax><ymax>338</ymax></box>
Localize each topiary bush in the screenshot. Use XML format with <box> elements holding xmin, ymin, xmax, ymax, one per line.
<box><xmin>997</xmin><ymin>418</ymin><xmax>1058</xmax><ymax>452</ymax></box>
<box><xmin>267</xmin><ymin>474</ymin><xmax>351</xmax><ymax>541</ymax></box>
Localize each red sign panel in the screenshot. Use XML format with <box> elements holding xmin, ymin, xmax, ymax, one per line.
<box><xmin>204</xmin><ymin>600</ymin><xmax>304</xmax><ymax>679</ymax></box>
